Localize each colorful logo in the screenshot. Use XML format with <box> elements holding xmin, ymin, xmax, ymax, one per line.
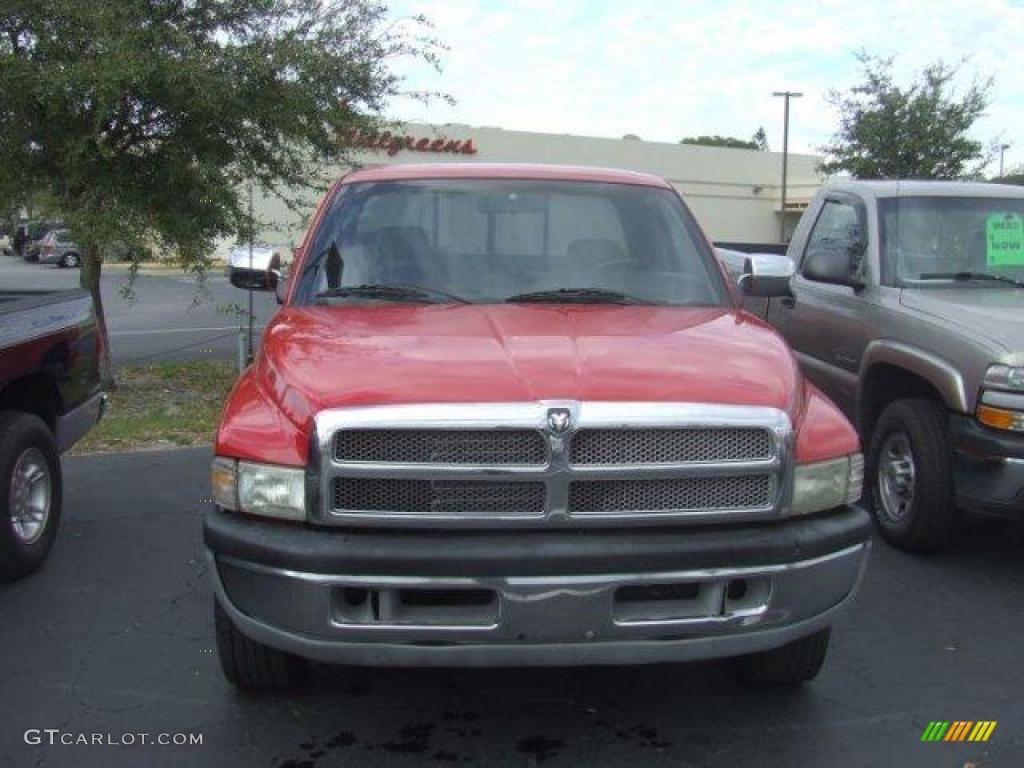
<box><xmin>921</xmin><ymin>721</ymin><xmax>997</xmax><ymax>742</ymax></box>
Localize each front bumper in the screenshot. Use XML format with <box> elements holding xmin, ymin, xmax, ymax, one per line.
<box><xmin>205</xmin><ymin>505</ymin><xmax>871</xmax><ymax>667</ymax></box>
<box><xmin>950</xmin><ymin>415</ymin><xmax>1024</xmax><ymax>516</ymax></box>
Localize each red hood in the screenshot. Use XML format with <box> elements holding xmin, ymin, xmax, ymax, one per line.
<box><xmin>254</xmin><ymin>304</ymin><xmax>802</xmax><ymax>426</ymax></box>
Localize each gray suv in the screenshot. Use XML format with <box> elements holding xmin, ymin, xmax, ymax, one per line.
<box><xmin>37</xmin><ymin>228</ymin><xmax>81</xmax><ymax>267</ymax></box>
<box><xmin>746</xmin><ymin>180</ymin><xmax>1024</xmax><ymax>552</ymax></box>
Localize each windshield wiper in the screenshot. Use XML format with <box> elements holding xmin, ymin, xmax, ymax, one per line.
<box><xmin>315</xmin><ymin>284</ymin><xmax>471</xmax><ymax>304</ymax></box>
<box><xmin>504</xmin><ymin>288</ymin><xmax>659</xmax><ymax>305</ymax></box>
<box><xmin>919</xmin><ymin>272</ymin><xmax>1024</xmax><ymax>289</ymax></box>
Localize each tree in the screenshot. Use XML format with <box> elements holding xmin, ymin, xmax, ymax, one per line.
<box><xmin>680</xmin><ymin>135</ymin><xmax>760</xmax><ymax>150</ymax></box>
<box><xmin>751</xmin><ymin>126</ymin><xmax>769</xmax><ymax>151</ymax></box>
<box><xmin>821</xmin><ymin>52</ymin><xmax>993</xmax><ymax>179</ymax></box>
<box><xmin>0</xmin><ymin>0</ymin><xmax>443</xmax><ymax>380</ymax></box>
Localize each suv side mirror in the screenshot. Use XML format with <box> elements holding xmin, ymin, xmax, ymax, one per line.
<box><xmin>739</xmin><ymin>254</ymin><xmax>795</xmax><ymax>298</ymax></box>
<box><xmin>274</xmin><ymin>275</ymin><xmax>288</xmax><ymax>304</ymax></box>
<box><xmin>803</xmin><ymin>240</ymin><xmax>865</xmax><ymax>289</ymax></box>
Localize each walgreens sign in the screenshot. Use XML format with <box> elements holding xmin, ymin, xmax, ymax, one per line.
<box><xmin>344</xmin><ymin>128</ymin><xmax>478</xmax><ymax>157</ymax></box>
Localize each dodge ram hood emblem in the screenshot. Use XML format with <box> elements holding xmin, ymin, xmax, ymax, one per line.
<box><xmin>547</xmin><ymin>408</ymin><xmax>572</xmax><ymax>434</ymax></box>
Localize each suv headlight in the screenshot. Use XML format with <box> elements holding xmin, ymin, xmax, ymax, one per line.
<box><xmin>211</xmin><ymin>457</ymin><xmax>306</xmax><ymax>521</ymax></box>
<box><xmin>789</xmin><ymin>453</ymin><xmax>863</xmax><ymax>516</ymax></box>
<box><xmin>977</xmin><ymin>365</ymin><xmax>1024</xmax><ymax>433</ymax></box>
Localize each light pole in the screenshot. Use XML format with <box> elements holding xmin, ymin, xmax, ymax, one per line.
<box><xmin>247</xmin><ymin>182</ymin><xmax>255</xmax><ymax>364</ymax></box>
<box><xmin>998</xmin><ymin>143</ymin><xmax>1010</xmax><ymax>177</ymax></box>
<box><xmin>773</xmin><ymin>90</ymin><xmax>802</xmax><ymax>243</ymax></box>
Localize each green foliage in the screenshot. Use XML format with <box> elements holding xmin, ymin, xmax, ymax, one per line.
<box><xmin>71</xmin><ymin>360</ymin><xmax>238</xmax><ymax>453</ymax></box>
<box><xmin>0</xmin><ymin>0</ymin><xmax>443</xmax><ymax>377</ymax></box>
<box><xmin>680</xmin><ymin>134</ymin><xmax>760</xmax><ymax>150</ymax></box>
<box><xmin>821</xmin><ymin>52</ymin><xmax>993</xmax><ymax>179</ymax></box>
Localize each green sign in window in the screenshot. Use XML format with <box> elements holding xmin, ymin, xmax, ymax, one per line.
<box><xmin>987</xmin><ymin>213</ymin><xmax>1024</xmax><ymax>266</ymax></box>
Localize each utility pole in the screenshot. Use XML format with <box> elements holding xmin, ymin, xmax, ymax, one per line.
<box><xmin>247</xmin><ymin>182</ymin><xmax>255</xmax><ymax>364</ymax></box>
<box><xmin>998</xmin><ymin>143</ymin><xmax>1010</xmax><ymax>177</ymax></box>
<box><xmin>773</xmin><ymin>91</ymin><xmax>802</xmax><ymax>243</ymax></box>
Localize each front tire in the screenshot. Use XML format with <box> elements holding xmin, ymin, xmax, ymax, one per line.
<box><xmin>61</xmin><ymin>252</ymin><xmax>81</xmax><ymax>268</ymax></box>
<box><xmin>734</xmin><ymin>628</ymin><xmax>831</xmax><ymax>686</ymax></box>
<box><xmin>214</xmin><ymin>600</ymin><xmax>307</xmax><ymax>689</ymax></box>
<box><xmin>0</xmin><ymin>412</ymin><xmax>62</xmax><ymax>581</ymax></box>
<box><xmin>866</xmin><ymin>398</ymin><xmax>956</xmax><ymax>552</ymax></box>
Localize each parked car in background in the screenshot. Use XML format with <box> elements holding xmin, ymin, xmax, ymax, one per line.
<box><xmin>37</xmin><ymin>229</ymin><xmax>82</xmax><ymax>268</ymax></box>
<box><xmin>0</xmin><ymin>229</ymin><xmax>11</xmax><ymax>256</ymax></box>
<box><xmin>0</xmin><ymin>288</ymin><xmax>105</xmax><ymax>580</ymax></box>
<box><xmin>22</xmin><ymin>220</ymin><xmax>66</xmax><ymax>262</ymax></box>
<box><xmin>207</xmin><ymin>163</ymin><xmax>871</xmax><ymax>690</ymax></box>
<box><xmin>744</xmin><ymin>180</ymin><xmax>1024</xmax><ymax>552</ymax></box>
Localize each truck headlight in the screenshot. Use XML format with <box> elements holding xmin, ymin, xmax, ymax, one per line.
<box><xmin>978</xmin><ymin>365</ymin><xmax>1024</xmax><ymax>432</ymax></box>
<box><xmin>210</xmin><ymin>457</ymin><xmax>306</xmax><ymax>521</ymax></box>
<box><xmin>983</xmin><ymin>365</ymin><xmax>1024</xmax><ymax>392</ymax></box>
<box><xmin>789</xmin><ymin>454</ymin><xmax>863</xmax><ymax>516</ymax></box>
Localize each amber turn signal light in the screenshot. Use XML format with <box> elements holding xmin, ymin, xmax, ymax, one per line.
<box><xmin>976</xmin><ymin>404</ymin><xmax>1024</xmax><ymax>432</ymax></box>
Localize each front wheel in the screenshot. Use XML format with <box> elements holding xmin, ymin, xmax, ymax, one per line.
<box><xmin>0</xmin><ymin>412</ymin><xmax>62</xmax><ymax>581</ymax></box>
<box><xmin>734</xmin><ymin>628</ymin><xmax>831</xmax><ymax>686</ymax></box>
<box><xmin>866</xmin><ymin>398</ymin><xmax>957</xmax><ymax>552</ymax></box>
<box><xmin>61</xmin><ymin>252</ymin><xmax>81</xmax><ymax>268</ymax></box>
<box><xmin>214</xmin><ymin>600</ymin><xmax>307</xmax><ymax>689</ymax></box>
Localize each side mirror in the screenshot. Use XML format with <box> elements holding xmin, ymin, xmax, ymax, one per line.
<box><xmin>739</xmin><ymin>254</ymin><xmax>795</xmax><ymax>298</ymax></box>
<box><xmin>228</xmin><ymin>248</ymin><xmax>281</xmax><ymax>292</ymax></box>
<box><xmin>802</xmin><ymin>240</ymin><xmax>865</xmax><ymax>289</ymax></box>
<box><xmin>274</xmin><ymin>275</ymin><xmax>288</xmax><ymax>304</ymax></box>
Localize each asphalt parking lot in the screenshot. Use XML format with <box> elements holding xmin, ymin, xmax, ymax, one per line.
<box><xmin>1</xmin><ymin>447</ymin><xmax>1022</xmax><ymax>768</ymax></box>
<box><xmin>1</xmin><ymin>254</ymin><xmax>274</xmax><ymax>363</ymax></box>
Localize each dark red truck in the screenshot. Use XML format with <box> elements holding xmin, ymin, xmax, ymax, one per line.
<box><xmin>1</xmin><ymin>289</ymin><xmax>105</xmax><ymax>579</ymax></box>
<box><xmin>207</xmin><ymin>164</ymin><xmax>870</xmax><ymax>688</ymax></box>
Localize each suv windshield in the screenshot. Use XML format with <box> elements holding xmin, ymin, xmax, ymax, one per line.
<box><xmin>294</xmin><ymin>179</ymin><xmax>726</xmax><ymax>306</ymax></box>
<box><xmin>880</xmin><ymin>196</ymin><xmax>1024</xmax><ymax>286</ymax></box>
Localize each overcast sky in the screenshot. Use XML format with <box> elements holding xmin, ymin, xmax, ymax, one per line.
<box><xmin>387</xmin><ymin>0</ymin><xmax>1023</xmax><ymax>173</ymax></box>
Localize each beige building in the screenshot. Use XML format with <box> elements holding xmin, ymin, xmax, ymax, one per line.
<box><xmin>240</xmin><ymin>123</ymin><xmax>823</xmax><ymax>259</ymax></box>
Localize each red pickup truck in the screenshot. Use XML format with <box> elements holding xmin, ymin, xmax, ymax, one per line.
<box><xmin>206</xmin><ymin>164</ymin><xmax>870</xmax><ymax>689</ymax></box>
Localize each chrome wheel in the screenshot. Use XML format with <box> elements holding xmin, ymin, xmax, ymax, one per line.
<box><xmin>877</xmin><ymin>432</ymin><xmax>915</xmax><ymax>522</ymax></box>
<box><xmin>9</xmin><ymin>447</ymin><xmax>51</xmax><ymax>544</ymax></box>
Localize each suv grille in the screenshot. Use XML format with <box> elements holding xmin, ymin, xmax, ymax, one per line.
<box><xmin>335</xmin><ymin>429</ymin><xmax>546</xmax><ymax>465</ymax></box>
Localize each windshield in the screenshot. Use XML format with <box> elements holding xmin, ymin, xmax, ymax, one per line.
<box><xmin>294</xmin><ymin>179</ymin><xmax>727</xmax><ymax>306</ymax></box>
<box><xmin>880</xmin><ymin>196</ymin><xmax>1024</xmax><ymax>285</ymax></box>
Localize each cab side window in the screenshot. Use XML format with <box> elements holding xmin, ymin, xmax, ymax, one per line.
<box><xmin>801</xmin><ymin>199</ymin><xmax>863</xmax><ymax>278</ymax></box>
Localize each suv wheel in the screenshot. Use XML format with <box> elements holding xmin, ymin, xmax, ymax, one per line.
<box><xmin>0</xmin><ymin>412</ymin><xmax>62</xmax><ymax>581</ymax></box>
<box><xmin>867</xmin><ymin>398</ymin><xmax>957</xmax><ymax>552</ymax></box>
<box><xmin>214</xmin><ymin>600</ymin><xmax>307</xmax><ymax>689</ymax></box>
<box><xmin>734</xmin><ymin>628</ymin><xmax>830</xmax><ymax>686</ymax></box>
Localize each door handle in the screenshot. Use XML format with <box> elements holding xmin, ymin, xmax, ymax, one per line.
<box><xmin>779</xmin><ymin>296</ymin><xmax>796</xmax><ymax>309</ymax></box>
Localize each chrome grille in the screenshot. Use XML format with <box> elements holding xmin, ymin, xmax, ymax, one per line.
<box><xmin>335</xmin><ymin>429</ymin><xmax>546</xmax><ymax>465</ymax></box>
<box><xmin>316</xmin><ymin>402</ymin><xmax>790</xmax><ymax>528</ymax></box>
<box><xmin>334</xmin><ymin>478</ymin><xmax>546</xmax><ymax>516</ymax></box>
<box><xmin>570</xmin><ymin>428</ymin><xmax>772</xmax><ymax>465</ymax></box>
<box><xmin>569</xmin><ymin>476</ymin><xmax>773</xmax><ymax>514</ymax></box>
